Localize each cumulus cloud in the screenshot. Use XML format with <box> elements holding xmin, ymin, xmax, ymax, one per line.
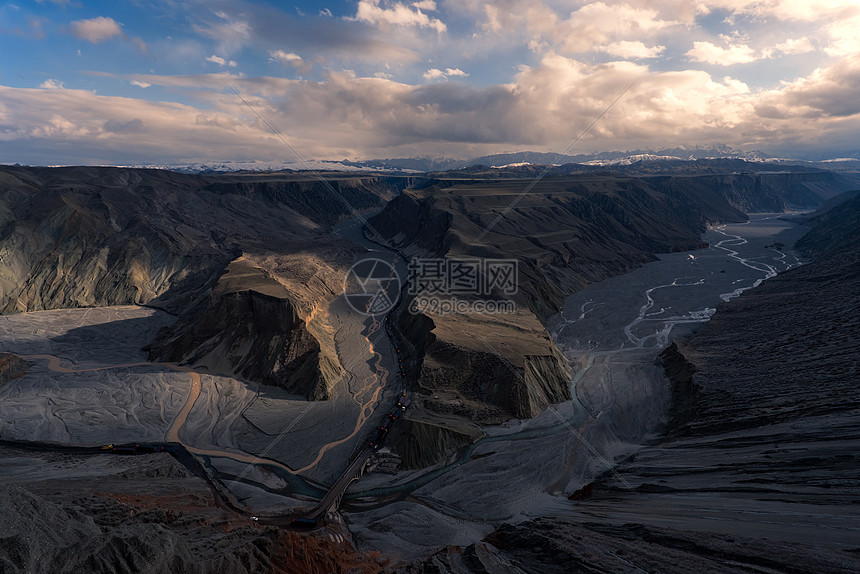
<box><xmin>0</xmin><ymin>84</ymin><xmax>288</xmax><ymax>164</ymax></box>
<box><xmin>353</xmin><ymin>0</ymin><xmax>446</xmax><ymax>33</ymax></box>
<box><xmin>599</xmin><ymin>41</ymin><xmax>665</xmax><ymax>59</ymax></box>
<box><xmin>269</xmin><ymin>50</ymin><xmax>302</xmax><ymax>65</ymax></box>
<box><xmin>824</xmin><ymin>12</ymin><xmax>860</xmax><ymax>56</ymax></box>
<box><xmin>206</xmin><ymin>54</ymin><xmax>238</xmax><ymax>67</ymax></box>
<box><xmin>423</xmin><ymin>67</ymin><xmax>468</xmax><ymax>81</ymax></box>
<box><xmin>39</xmin><ymin>79</ymin><xmax>64</xmax><ymax>89</ymax></box>
<box><xmin>773</xmin><ymin>37</ymin><xmax>815</xmax><ymax>55</ymax></box>
<box><xmin>686</xmin><ymin>40</ymin><xmax>757</xmax><ymax>65</ymax></box>
<box><xmin>776</xmin><ymin>59</ymin><xmax>860</xmax><ymax>118</ymax></box>
<box><xmin>268</xmin><ymin>49</ymin><xmax>313</xmax><ymax>73</ymax></box>
<box><xmin>3</xmin><ymin>22</ymin><xmax>860</xmax><ymax>164</ymax></box>
<box><xmin>698</xmin><ymin>0</ymin><xmax>855</xmax><ymax>22</ymax></box>
<box><xmin>423</xmin><ymin>68</ymin><xmax>445</xmax><ymax>80</ymax></box>
<box><xmin>690</xmin><ymin>35</ymin><xmax>815</xmax><ymax>65</ymax></box>
<box><xmin>29</xmin><ymin>114</ymin><xmax>91</xmax><ymax>139</ymax></box>
<box><xmin>69</xmin><ymin>16</ymin><xmax>123</xmax><ymax>43</ymax></box>
<box><xmin>67</xmin><ymin>16</ymin><xmax>147</xmax><ymax>53</ymax></box>
<box><xmin>458</xmin><ymin>1</ymin><xmax>677</xmax><ymax>55</ymax></box>
<box><xmin>570</xmin><ymin>2</ymin><xmax>674</xmax><ymax>36</ymax></box>
<box><xmin>319</xmin><ymin>8</ymin><xmax>333</xmax><ymax>17</ymax></box>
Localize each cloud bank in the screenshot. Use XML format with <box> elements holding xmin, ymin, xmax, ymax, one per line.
<box><xmin>0</xmin><ymin>0</ymin><xmax>858</xmax><ymax>164</ymax></box>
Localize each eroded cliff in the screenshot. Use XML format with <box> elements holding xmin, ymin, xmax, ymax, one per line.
<box><xmin>146</xmin><ymin>259</ymin><xmax>340</xmax><ymax>399</ymax></box>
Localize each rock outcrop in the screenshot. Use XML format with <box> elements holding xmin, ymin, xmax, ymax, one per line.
<box><xmin>655</xmin><ymin>343</ymin><xmax>699</xmax><ymax>434</ymax></box>
<box><xmin>146</xmin><ymin>258</ymin><xmax>339</xmax><ymax>399</ymax></box>
<box><xmin>416</xmin><ymin>311</ymin><xmax>573</xmax><ymax>422</ymax></box>
<box><xmin>393</xmin><ymin>412</ymin><xmax>484</xmax><ymax>470</ymax></box>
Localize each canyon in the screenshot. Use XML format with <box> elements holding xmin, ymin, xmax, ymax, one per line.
<box><xmin>0</xmin><ymin>162</ymin><xmax>858</xmax><ymax>572</ymax></box>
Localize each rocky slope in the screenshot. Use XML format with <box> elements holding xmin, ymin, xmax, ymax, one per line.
<box><xmin>794</xmin><ymin>193</ymin><xmax>860</xmax><ymax>258</ymax></box>
<box><xmin>0</xmin><ymin>167</ymin><xmax>225</xmax><ymax>314</ymax></box>
<box><xmin>204</xmin><ymin>174</ymin><xmax>411</xmax><ymax>226</ymax></box>
<box><xmin>0</xmin><ymin>443</ymin><xmax>386</xmax><ymax>574</ymax></box>
<box><xmin>392</xmin><ymin>412</ymin><xmax>484</xmax><ymax>470</ymax></box>
<box><xmin>401</xmin><ymin>517</ymin><xmax>859</xmax><ymax>573</ymax></box>
<box><xmin>650</xmin><ymin>170</ymin><xmax>856</xmax><ymax>212</ymax></box>
<box><xmin>0</xmin><ymin>166</ymin><xmax>404</xmax><ymax>314</ymax></box>
<box><xmin>0</xmin><ymin>166</ymin><xmax>409</xmax><ymax>395</ymax></box>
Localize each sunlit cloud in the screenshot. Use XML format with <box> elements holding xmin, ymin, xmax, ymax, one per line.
<box><xmin>424</xmin><ymin>67</ymin><xmax>468</xmax><ymax>81</ymax></box>
<box><xmin>686</xmin><ymin>40</ymin><xmax>757</xmax><ymax>65</ymax></box>
<box><xmin>1</xmin><ymin>0</ymin><xmax>858</xmax><ymax>164</ymax></box>
<box><xmin>206</xmin><ymin>54</ymin><xmax>238</xmax><ymax>67</ymax></box>
<box><xmin>352</xmin><ymin>0</ymin><xmax>447</xmax><ymax>34</ymax></box>
<box><xmin>599</xmin><ymin>41</ymin><xmax>665</xmax><ymax>59</ymax></box>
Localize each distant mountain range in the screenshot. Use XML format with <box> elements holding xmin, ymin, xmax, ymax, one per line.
<box><xmin>121</xmin><ymin>144</ymin><xmax>859</xmax><ymax>174</ymax></box>
<box><xmin>330</xmin><ymin>144</ymin><xmax>777</xmax><ymax>172</ymax></box>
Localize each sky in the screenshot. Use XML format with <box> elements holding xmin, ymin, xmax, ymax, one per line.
<box><xmin>1</xmin><ymin>0</ymin><xmax>859</xmax><ymax>165</ymax></box>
